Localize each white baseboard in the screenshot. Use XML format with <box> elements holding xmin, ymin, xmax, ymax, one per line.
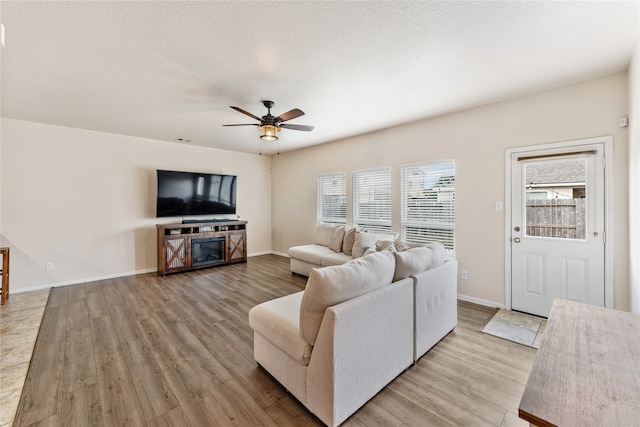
<box><xmin>12</xmin><ymin>262</ymin><xmax>506</xmax><ymax>312</ymax></box>
<box><xmin>11</xmin><ymin>254</ymin><xmax>289</xmax><ymax>295</ymax></box>
<box><xmin>10</xmin><ymin>267</ymin><xmax>158</xmax><ymax>294</ymax></box>
<box><xmin>269</xmin><ymin>251</ymin><xmax>289</xmax><ymax>258</ymax></box>
<box><xmin>457</xmin><ymin>293</ymin><xmax>505</xmax><ymax>309</ymax></box>
<box><xmin>247</xmin><ymin>251</ymin><xmax>274</xmax><ymax>257</ymax></box>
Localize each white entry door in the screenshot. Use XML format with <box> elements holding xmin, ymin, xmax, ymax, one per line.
<box><xmin>510</xmin><ymin>144</ymin><xmax>605</xmax><ymax>317</ymax></box>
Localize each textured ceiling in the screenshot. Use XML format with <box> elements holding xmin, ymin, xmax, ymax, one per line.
<box><xmin>1</xmin><ymin>1</ymin><xmax>638</xmax><ymax>156</ymax></box>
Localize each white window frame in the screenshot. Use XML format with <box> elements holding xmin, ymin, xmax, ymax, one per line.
<box><xmin>401</xmin><ymin>159</ymin><xmax>455</xmax><ymax>258</ymax></box>
<box><xmin>353</xmin><ymin>167</ymin><xmax>392</xmax><ymax>233</ymax></box>
<box><xmin>317</xmin><ymin>172</ymin><xmax>347</xmax><ymax>224</ymax></box>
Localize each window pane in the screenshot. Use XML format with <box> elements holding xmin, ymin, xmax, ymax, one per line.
<box><xmin>401</xmin><ymin>161</ymin><xmax>455</xmax><ymax>258</ymax></box>
<box><xmin>524</xmin><ymin>159</ymin><xmax>586</xmax><ymax>240</ymax></box>
<box><xmin>318</xmin><ymin>173</ymin><xmax>346</xmax><ymax>223</ymax></box>
<box><xmin>353</xmin><ymin>168</ymin><xmax>392</xmax><ymax>230</ymax></box>
<box><xmin>359</xmin><ymin>224</ymin><xmax>393</xmax><ymax>234</ymax></box>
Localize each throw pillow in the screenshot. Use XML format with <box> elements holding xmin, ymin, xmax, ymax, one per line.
<box><xmin>315</xmin><ymin>222</ymin><xmax>335</xmax><ymax>247</ymax></box>
<box><xmin>394</xmin><ymin>240</ymin><xmax>426</xmax><ymax>252</ymax></box>
<box><xmin>426</xmin><ymin>242</ymin><xmax>446</xmax><ymax>266</ymax></box>
<box><xmin>328</xmin><ymin>226</ymin><xmax>345</xmax><ymax>252</ymax></box>
<box><xmin>394</xmin><ymin>240</ymin><xmax>411</xmax><ymax>252</ymax></box>
<box><xmin>362</xmin><ymin>246</ymin><xmax>377</xmax><ymax>257</ymax></box>
<box><xmin>351</xmin><ymin>230</ymin><xmax>398</xmax><ymax>258</ymax></box>
<box><xmin>342</xmin><ymin>227</ymin><xmax>356</xmax><ymax>256</ymax></box>
<box><xmin>375</xmin><ymin>239</ymin><xmax>396</xmax><ymax>252</ymax></box>
<box><xmin>392</xmin><ymin>242</ymin><xmax>446</xmax><ymax>282</ymax></box>
<box><xmin>299</xmin><ymin>250</ymin><xmax>395</xmax><ymax>346</ymax></box>
<box><xmin>362</xmin><ymin>240</ymin><xmax>396</xmax><ymax>257</ymax></box>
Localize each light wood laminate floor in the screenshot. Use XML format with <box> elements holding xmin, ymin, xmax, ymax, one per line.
<box><xmin>11</xmin><ymin>255</ymin><xmax>535</xmax><ymax>426</ymax></box>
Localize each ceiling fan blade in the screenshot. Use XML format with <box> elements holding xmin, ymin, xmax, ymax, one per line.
<box><xmin>276</xmin><ymin>108</ymin><xmax>304</xmax><ymax>122</ymax></box>
<box><xmin>279</xmin><ymin>123</ymin><xmax>314</xmax><ymax>132</ymax></box>
<box><xmin>222</xmin><ymin>123</ymin><xmax>259</xmax><ymax>127</ymax></box>
<box><xmin>230</xmin><ymin>106</ymin><xmax>261</xmax><ymax>121</ymax></box>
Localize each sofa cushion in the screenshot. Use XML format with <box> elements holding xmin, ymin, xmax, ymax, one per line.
<box><xmin>342</xmin><ymin>227</ymin><xmax>356</xmax><ymax>256</ymax></box>
<box><xmin>352</xmin><ymin>230</ymin><xmax>398</xmax><ymax>258</ymax></box>
<box><xmin>321</xmin><ymin>251</ymin><xmax>352</xmax><ymax>267</ymax></box>
<box><xmin>289</xmin><ymin>244</ymin><xmax>335</xmax><ymax>265</ymax></box>
<box><xmin>328</xmin><ymin>226</ymin><xmax>346</xmax><ymax>252</ymax></box>
<box><xmin>248</xmin><ymin>291</ymin><xmax>312</xmax><ymax>366</ymax></box>
<box><xmin>299</xmin><ymin>250</ymin><xmax>395</xmax><ymax>345</ymax></box>
<box><xmin>316</xmin><ymin>222</ymin><xmax>337</xmax><ymax>247</ymax></box>
<box><xmin>393</xmin><ymin>242</ymin><xmax>446</xmax><ymax>282</ymax></box>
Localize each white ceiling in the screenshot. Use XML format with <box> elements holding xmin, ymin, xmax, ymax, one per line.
<box><xmin>1</xmin><ymin>1</ymin><xmax>638</xmax><ymax>156</ymax></box>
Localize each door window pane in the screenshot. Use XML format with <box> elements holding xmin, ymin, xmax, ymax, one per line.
<box><xmin>524</xmin><ymin>159</ymin><xmax>586</xmax><ymax>239</ymax></box>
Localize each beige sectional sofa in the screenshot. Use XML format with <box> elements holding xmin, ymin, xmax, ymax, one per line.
<box><xmin>249</xmin><ymin>241</ymin><xmax>457</xmax><ymax>426</ymax></box>
<box><xmin>288</xmin><ymin>222</ymin><xmax>398</xmax><ymax>276</ymax></box>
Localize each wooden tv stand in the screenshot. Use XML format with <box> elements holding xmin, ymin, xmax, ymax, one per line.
<box><xmin>156</xmin><ymin>220</ymin><xmax>247</xmax><ymax>276</ymax></box>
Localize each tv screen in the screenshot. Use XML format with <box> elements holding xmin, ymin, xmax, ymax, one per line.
<box><xmin>156</xmin><ymin>170</ymin><xmax>237</xmax><ymax>218</ymax></box>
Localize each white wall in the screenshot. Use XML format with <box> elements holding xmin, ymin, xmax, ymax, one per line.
<box><xmin>272</xmin><ymin>72</ymin><xmax>631</xmax><ymax>311</ymax></box>
<box><xmin>0</xmin><ymin>118</ymin><xmax>272</xmax><ymax>292</ymax></box>
<box><xmin>629</xmin><ymin>42</ymin><xmax>640</xmax><ymax>314</ymax></box>
<box><xmin>2</xmin><ymin>72</ymin><xmax>633</xmax><ymax>310</ymax></box>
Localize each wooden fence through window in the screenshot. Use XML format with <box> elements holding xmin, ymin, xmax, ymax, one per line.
<box><xmin>526</xmin><ymin>198</ymin><xmax>586</xmax><ymax>239</ymax></box>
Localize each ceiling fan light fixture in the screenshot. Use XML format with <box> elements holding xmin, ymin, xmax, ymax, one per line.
<box><xmin>259</xmin><ymin>124</ymin><xmax>280</xmax><ymax>141</ymax></box>
<box><xmin>225</xmin><ymin>101</ymin><xmax>312</xmax><ymax>147</ymax></box>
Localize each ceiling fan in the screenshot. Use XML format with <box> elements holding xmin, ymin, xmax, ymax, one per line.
<box><xmin>223</xmin><ymin>100</ymin><xmax>314</xmax><ymax>141</ymax></box>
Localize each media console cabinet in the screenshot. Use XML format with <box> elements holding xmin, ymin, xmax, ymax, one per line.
<box><xmin>156</xmin><ymin>220</ymin><xmax>247</xmax><ymax>276</ymax></box>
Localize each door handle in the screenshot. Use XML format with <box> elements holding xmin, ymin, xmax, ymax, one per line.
<box><xmin>513</xmin><ymin>237</ymin><xmax>521</xmax><ymax>243</ymax></box>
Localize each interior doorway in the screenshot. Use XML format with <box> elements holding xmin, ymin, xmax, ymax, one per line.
<box><xmin>505</xmin><ymin>137</ymin><xmax>612</xmax><ymax>317</ymax></box>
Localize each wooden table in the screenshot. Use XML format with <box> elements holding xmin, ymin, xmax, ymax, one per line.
<box><xmin>519</xmin><ymin>299</ymin><xmax>640</xmax><ymax>427</ymax></box>
<box><xmin>1</xmin><ymin>247</ymin><xmax>9</xmax><ymax>305</ymax></box>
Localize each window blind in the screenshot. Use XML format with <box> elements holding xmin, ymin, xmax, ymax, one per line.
<box><xmin>401</xmin><ymin>160</ymin><xmax>455</xmax><ymax>257</ymax></box>
<box><xmin>353</xmin><ymin>167</ymin><xmax>392</xmax><ymax>233</ymax></box>
<box><xmin>317</xmin><ymin>173</ymin><xmax>347</xmax><ymax>223</ymax></box>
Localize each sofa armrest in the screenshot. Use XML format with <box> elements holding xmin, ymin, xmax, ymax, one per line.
<box><xmin>413</xmin><ymin>259</ymin><xmax>458</xmax><ymax>361</ymax></box>
<box><xmin>306</xmin><ymin>278</ymin><xmax>414</xmax><ymax>427</ymax></box>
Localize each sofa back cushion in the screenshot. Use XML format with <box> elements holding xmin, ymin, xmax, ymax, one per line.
<box><xmin>316</xmin><ymin>222</ymin><xmax>346</xmax><ymax>253</ymax></box>
<box><xmin>299</xmin><ymin>250</ymin><xmax>395</xmax><ymax>346</ymax></box>
<box><xmin>316</xmin><ymin>222</ymin><xmax>336</xmax><ymax>246</ymax></box>
<box><xmin>392</xmin><ymin>242</ymin><xmax>446</xmax><ymax>282</ymax></box>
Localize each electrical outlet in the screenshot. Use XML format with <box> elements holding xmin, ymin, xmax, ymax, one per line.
<box><xmin>461</xmin><ymin>270</ymin><xmax>468</xmax><ymax>280</ymax></box>
<box><xmin>45</xmin><ymin>262</ymin><xmax>54</xmax><ymax>271</ymax></box>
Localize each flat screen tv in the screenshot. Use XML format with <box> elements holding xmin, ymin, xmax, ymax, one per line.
<box><xmin>156</xmin><ymin>170</ymin><xmax>237</xmax><ymax>218</ymax></box>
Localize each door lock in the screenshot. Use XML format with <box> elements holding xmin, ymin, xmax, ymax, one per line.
<box><xmin>514</xmin><ymin>226</ymin><xmax>520</xmax><ymax>232</ymax></box>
